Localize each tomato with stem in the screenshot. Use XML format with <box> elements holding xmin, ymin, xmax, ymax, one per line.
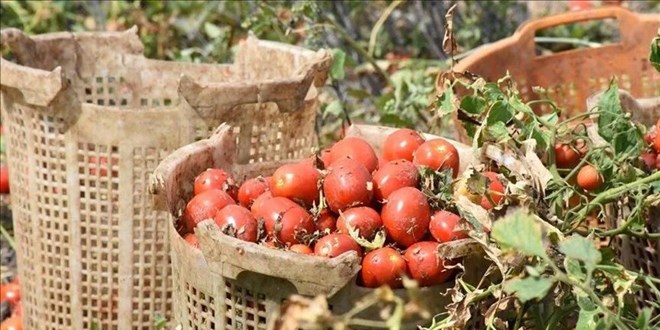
<box><xmin>182</xmin><ymin>189</ymin><xmax>235</xmax><ymax>233</ymax></box>
<box><xmin>404</xmin><ymin>241</ymin><xmax>453</xmax><ymax>287</ymax></box>
<box><xmin>429</xmin><ymin>210</ymin><xmax>468</xmax><ymax>243</ymax></box>
<box><xmin>577</xmin><ymin>165</ymin><xmax>603</xmax><ymax>191</ymax></box>
<box><xmin>314</xmin><ymin>233</ymin><xmax>362</xmax><ymax>258</ymax></box>
<box><xmin>215</xmin><ymin>205</ymin><xmax>259</xmax><ymax>242</ymax></box>
<box><xmin>336</xmin><ymin>206</ymin><xmax>382</xmax><ymax>241</ymax></box>
<box><xmin>413</xmin><ymin>138</ymin><xmax>460</xmax><ymax>178</ymax></box>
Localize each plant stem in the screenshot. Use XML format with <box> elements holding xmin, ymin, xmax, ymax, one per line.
<box><xmin>368</xmin><ymin>0</ymin><xmax>404</xmax><ymax>58</ymax></box>
<box><xmin>0</xmin><ymin>224</ymin><xmax>15</xmax><ymax>251</ymax></box>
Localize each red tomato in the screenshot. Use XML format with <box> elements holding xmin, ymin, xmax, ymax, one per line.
<box><xmin>323</xmin><ymin>158</ymin><xmax>374</xmax><ymax>213</ymax></box>
<box><xmin>554</xmin><ymin>143</ymin><xmax>582</xmax><ymax>168</ymax></box>
<box><xmin>336</xmin><ymin>206</ymin><xmax>382</xmax><ymax>241</ymax></box>
<box><xmin>314</xmin><ymin>233</ymin><xmax>362</xmax><ymax>258</ymax></box>
<box><xmin>214</xmin><ymin>205</ymin><xmax>259</xmax><ymax>242</ymax></box>
<box><xmin>640</xmin><ymin>152</ymin><xmax>657</xmax><ymax>170</ymax></box>
<box><xmin>11</xmin><ymin>301</ymin><xmax>22</xmax><ymax>317</ymax></box>
<box><xmin>320</xmin><ymin>149</ymin><xmax>332</xmax><ymax>169</ymax></box>
<box><xmin>260</xmin><ymin>198</ymin><xmax>315</xmax><ymax>245</ymax></box>
<box><xmin>0</xmin><ymin>165</ymin><xmax>9</xmax><ymax>194</ymax></box>
<box><xmin>193</xmin><ymin>168</ymin><xmax>237</xmax><ymax>198</ymax></box>
<box><xmin>0</xmin><ymin>282</ymin><xmax>20</xmax><ymax>307</ymax></box>
<box><xmin>654</xmin><ymin>132</ymin><xmax>660</xmax><ymax>153</ymax></box>
<box><xmin>250</xmin><ymin>191</ymin><xmax>273</xmax><ymax>218</ymax></box>
<box><xmin>480</xmin><ymin>172</ymin><xmax>505</xmax><ymax>210</ymax></box>
<box><xmin>329</xmin><ymin>137</ymin><xmax>379</xmax><ymax>173</ymax></box>
<box><xmin>373</xmin><ymin>159</ymin><xmax>420</xmax><ymax>201</ymax></box>
<box><xmin>0</xmin><ymin>315</ymin><xmax>22</xmax><ymax>330</ymax></box>
<box><xmin>183</xmin><ymin>233</ymin><xmax>200</xmax><ymax>248</ymax></box>
<box><xmin>377</xmin><ymin>157</ymin><xmax>388</xmax><ymax>170</ymax></box>
<box><xmin>644</xmin><ymin>130</ymin><xmax>656</xmax><ymax>144</ymax></box>
<box><xmin>404</xmin><ymin>241</ymin><xmax>453</xmax><ymax>287</ymax></box>
<box><xmin>237</xmin><ymin>176</ymin><xmax>271</xmax><ymax>208</ymax></box>
<box><xmin>182</xmin><ymin>189</ymin><xmax>235</xmax><ymax>233</ymax></box>
<box><xmin>430</xmin><ymin>210</ymin><xmax>468</xmax><ymax>243</ymax></box>
<box><xmin>383</xmin><ymin>128</ymin><xmax>426</xmax><ymax>162</ymax></box>
<box><xmin>289</xmin><ymin>244</ymin><xmax>314</xmax><ymax>255</ymax></box>
<box><xmin>315</xmin><ymin>209</ymin><xmax>337</xmax><ymax>233</ymax></box>
<box><xmin>381</xmin><ymin>187</ymin><xmax>431</xmax><ymax>248</ymax></box>
<box><xmin>412</xmin><ymin>138</ymin><xmax>460</xmax><ymax>178</ymax></box>
<box><xmin>360</xmin><ymin>247</ymin><xmax>408</xmax><ymax>288</ymax></box>
<box><xmin>271</xmin><ymin>163</ymin><xmax>321</xmax><ymax>206</ymax></box>
<box><xmin>577</xmin><ymin>165</ymin><xmax>603</xmax><ymax>191</ymax></box>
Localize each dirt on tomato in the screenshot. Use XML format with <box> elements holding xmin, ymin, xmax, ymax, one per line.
<box><xmin>404</xmin><ymin>241</ymin><xmax>453</xmax><ymax>287</ymax></box>
<box><xmin>336</xmin><ymin>206</ymin><xmax>382</xmax><ymax>241</ymax></box>
<box><xmin>215</xmin><ymin>205</ymin><xmax>259</xmax><ymax>242</ymax></box>
<box><xmin>383</xmin><ymin>128</ymin><xmax>425</xmax><ymax>162</ymax></box>
<box><xmin>359</xmin><ymin>247</ymin><xmax>408</xmax><ymax>289</ymax></box>
<box><xmin>372</xmin><ymin>159</ymin><xmax>420</xmax><ymax>202</ymax></box>
<box><xmin>323</xmin><ymin>158</ymin><xmax>374</xmax><ymax>213</ymax></box>
<box><xmin>314</xmin><ymin>233</ymin><xmax>362</xmax><ymax>258</ymax></box>
<box><xmin>381</xmin><ymin>187</ymin><xmax>431</xmax><ymax>248</ymax></box>
<box><xmin>329</xmin><ymin>137</ymin><xmax>379</xmax><ymax>173</ymax></box>
<box><xmin>413</xmin><ymin>138</ymin><xmax>460</xmax><ymax>178</ymax></box>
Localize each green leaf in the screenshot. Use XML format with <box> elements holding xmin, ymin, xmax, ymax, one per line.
<box><xmin>323</xmin><ymin>100</ymin><xmax>343</xmax><ymax>118</ymax></box>
<box><xmin>380</xmin><ymin>113</ymin><xmax>414</xmax><ymax>128</ymax></box>
<box><xmin>559</xmin><ymin>234</ymin><xmax>602</xmax><ymax>275</ymax></box>
<box><xmin>596</xmin><ymin>81</ymin><xmax>621</xmax><ymax>141</ymax></box>
<box><xmin>203</xmin><ymin>22</ymin><xmax>224</xmax><ymax>39</ymax></box>
<box><xmin>491</xmin><ymin>209</ymin><xmax>547</xmax><ymax>258</ymax></box>
<box><xmin>154</xmin><ymin>314</ymin><xmax>168</xmax><ymax>329</ymax></box>
<box><xmin>564</xmin><ymin>257</ymin><xmax>586</xmax><ymax>282</ymax></box>
<box><xmin>650</xmin><ymin>35</ymin><xmax>660</xmax><ymax>72</ymax></box>
<box><xmin>459</xmin><ymin>95</ymin><xmax>486</xmax><ymax>115</ymax></box>
<box><xmin>486</xmin><ymin>101</ymin><xmax>513</xmax><ymax>124</ymax></box>
<box><xmin>636</xmin><ymin>308</ymin><xmax>652</xmax><ymax>330</ymax></box>
<box><xmin>330</xmin><ymin>48</ymin><xmax>346</xmax><ymax>80</ymax></box>
<box><xmin>436</xmin><ymin>88</ymin><xmax>456</xmax><ymax>116</ymax></box>
<box><xmin>347</xmin><ymin>225</ymin><xmax>386</xmax><ymax>250</ymax></box>
<box><xmin>576</xmin><ymin>308</ymin><xmax>598</xmax><ymax>330</ymax></box>
<box><xmin>486</xmin><ymin>121</ymin><xmax>511</xmax><ymax>143</ymax></box>
<box><xmin>503</xmin><ymin>276</ymin><xmax>555</xmax><ymax>303</ymax></box>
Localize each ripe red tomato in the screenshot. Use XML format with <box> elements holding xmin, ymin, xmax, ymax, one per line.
<box><xmin>644</xmin><ymin>130</ymin><xmax>656</xmax><ymax>144</ymax></box>
<box><xmin>315</xmin><ymin>209</ymin><xmax>337</xmax><ymax>233</ymax></box>
<box><xmin>0</xmin><ymin>282</ymin><xmax>20</xmax><ymax>307</ymax></box>
<box><xmin>336</xmin><ymin>206</ymin><xmax>382</xmax><ymax>241</ymax></box>
<box><xmin>320</xmin><ymin>149</ymin><xmax>332</xmax><ymax>169</ymax></box>
<box><xmin>0</xmin><ymin>165</ymin><xmax>9</xmax><ymax>194</ymax></box>
<box><xmin>554</xmin><ymin>143</ymin><xmax>582</xmax><ymax>168</ymax></box>
<box><xmin>323</xmin><ymin>158</ymin><xmax>374</xmax><ymax>213</ymax></box>
<box><xmin>577</xmin><ymin>165</ymin><xmax>603</xmax><ymax>191</ymax></box>
<box><xmin>404</xmin><ymin>241</ymin><xmax>453</xmax><ymax>287</ymax></box>
<box><xmin>260</xmin><ymin>198</ymin><xmax>315</xmax><ymax>245</ymax></box>
<box><xmin>329</xmin><ymin>137</ymin><xmax>379</xmax><ymax>173</ymax></box>
<box><xmin>381</xmin><ymin>187</ymin><xmax>431</xmax><ymax>248</ymax></box>
<box><xmin>237</xmin><ymin>176</ymin><xmax>271</xmax><ymax>208</ymax></box>
<box><xmin>480</xmin><ymin>172</ymin><xmax>505</xmax><ymax>210</ymax></box>
<box><xmin>430</xmin><ymin>210</ymin><xmax>468</xmax><ymax>243</ymax></box>
<box><xmin>314</xmin><ymin>233</ymin><xmax>362</xmax><ymax>258</ymax></box>
<box><xmin>373</xmin><ymin>159</ymin><xmax>420</xmax><ymax>201</ymax></box>
<box><xmin>360</xmin><ymin>247</ymin><xmax>408</xmax><ymax>288</ymax></box>
<box><xmin>11</xmin><ymin>301</ymin><xmax>22</xmax><ymax>317</ymax></box>
<box><xmin>0</xmin><ymin>315</ymin><xmax>23</xmax><ymax>330</ymax></box>
<box><xmin>412</xmin><ymin>138</ymin><xmax>460</xmax><ymax>178</ymax></box>
<box><xmin>640</xmin><ymin>153</ymin><xmax>657</xmax><ymax>170</ymax></box>
<box><xmin>250</xmin><ymin>191</ymin><xmax>273</xmax><ymax>218</ymax></box>
<box><xmin>377</xmin><ymin>157</ymin><xmax>388</xmax><ymax>170</ymax></box>
<box><xmin>183</xmin><ymin>233</ymin><xmax>200</xmax><ymax>248</ymax></box>
<box><xmin>215</xmin><ymin>205</ymin><xmax>259</xmax><ymax>242</ymax></box>
<box><xmin>271</xmin><ymin>163</ymin><xmax>321</xmax><ymax>206</ymax></box>
<box><xmin>182</xmin><ymin>189</ymin><xmax>235</xmax><ymax>233</ymax></box>
<box><xmin>654</xmin><ymin>132</ymin><xmax>660</xmax><ymax>153</ymax></box>
<box><xmin>289</xmin><ymin>244</ymin><xmax>314</xmax><ymax>255</ymax></box>
<box><xmin>193</xmin><ymin>168</ymin><xmax>237</xmax><ymax>198</ymax></box>
<box><xmin>383</xmin><ymin>128</ymin><xmax>425</xmax><ymax>162</ymax></box>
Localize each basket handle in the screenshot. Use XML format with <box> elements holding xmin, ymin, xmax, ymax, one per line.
<box><xmin>178</xmin><ymin>49</ymin><xmax>331</xmax><ymax>118</ymax></box>
<box><xmin>0</xmin><ymin>28</ymin><xmax>67</xmax><ymax>107</ymax></box>
<box><xmin>516</xmin><ymin>7</ymin><xmax>642</xmax><ymax>52</ymax></box>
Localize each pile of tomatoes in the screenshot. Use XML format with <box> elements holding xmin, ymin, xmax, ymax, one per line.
<box><xmin>0</xmin><ymin>277</ymin><xmax>22</xmax><ymax>330</ymax></box>
<box><xmin>178</xmin><ymin>128</ymin><xmax>506</xmax><ymax>289</ymax></box>
<box><xmin>640</xmin><ymin>119</ymin><xmax>660</xmax><ymax>171</ymax></box>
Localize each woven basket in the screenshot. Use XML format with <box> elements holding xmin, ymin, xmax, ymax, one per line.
<box><xmin>0</xmin><ymin>26</ymin><xmax>330</xmax><ymax>330</ymax></box>
<box><xmin>446</xmin><ymin>7</ymin><xmax>660</xmax><ymax>144</ymax></box>
<box><xmin>150</xmin><ymin>123</ymin><xmax>487</xmax><ymax>330</ymax></box>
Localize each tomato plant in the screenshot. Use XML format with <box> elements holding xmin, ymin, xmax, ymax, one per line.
<box><xmin>554</xmin><ymin>143</ymin><xmax>582</xmax><ymax>168</ymax></box>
